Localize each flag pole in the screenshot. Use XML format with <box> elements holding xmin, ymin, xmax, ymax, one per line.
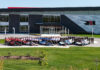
<box><xmin>92</xmin><ymin>25</ymin><xmax>94</xmax><ymax>38</ymax></box>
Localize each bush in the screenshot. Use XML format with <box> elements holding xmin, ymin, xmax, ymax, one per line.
<box><xmin>8</xmin><ymin>52</ymin><xmax>11</xmax><ymax>56</ymax></box>
<box><xmin>26</xmin><ymin>53</ymin><xmax>31</xmax><ymax>57</ymax></box>
<box><xmin>38</xmin><ymin>50</ymin><xmax>48</xmax><ymax>66</ymax></box>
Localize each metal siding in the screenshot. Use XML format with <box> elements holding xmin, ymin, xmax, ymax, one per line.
<box><xmin>9</xmin><ymin>14</ymin><xmax>20</xmax><ymax>33</ymax></box>
<box><xmin>29</xmin><ymin>15</ymin><xmax>42</xmax><ymax>33</ymax></box>
<box><xmin>61</xmin><ymin>15</ymin><xmax>87</xmax><ymax>34</ymax></box>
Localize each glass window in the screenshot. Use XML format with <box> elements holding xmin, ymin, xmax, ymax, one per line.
<box><xmin>20</xmin><ymin>16</ymin><xmax>28</xmax><ymax>22</ymax></box>
<box><xmin>43</xmin><ymin>15</ymin><xmax>60</xmax><ymax>23</ymax></box>
<box><xmin>0</xmin><ymin>15</ymin><xmax>8</xmax><ymax>22</ymax></box>
<box><xmin>0</xmin><ymin>26</ymin><xmax>9</xmax><ymax>32</ymax></box>
<box><xmin>0</xmin><ymin>22</ymin><xmax>9</xmax><ymax>32</ymax></box>
<box><xmin>20</xmin><ymin>25</ymin><xmax>28</xmax><ymax>32</ymax></box>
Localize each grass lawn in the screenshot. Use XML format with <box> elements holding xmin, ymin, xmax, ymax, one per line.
<box><xmin>0</xmin><ymin>47</ymin><xmax>100</xmax><ymax>70</ymax></box>
<box><xmin>62</xmin><ymin>34</ymin><xmax>100</xmax><ymax>38</ymax></box>
<box><xmin>0</xmin><ymin>39</ymin><xmax>5</xmax><ymax>44</ymax></box>
<box><xmin>32</xmin><ymin>34</ymin><xmax>100</xmax><ymax>38</ymax></box>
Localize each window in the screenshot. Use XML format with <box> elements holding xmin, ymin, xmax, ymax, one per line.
<box><xmin>0</xmin><ymin>15</ymin><xmax>9</xmax><ymax>22</ymax></box>
<box><xmin>20</xmin><ymin>25</ymin><xmax>28</xmax><ymax>32</ymax></box>
<box><xmin>43</xmin><ymin>15</ymin><xmax>60</xmax><ymax>23</ymax></box>
<box><xmin>20</xmin><ymin>22</ymin><xmax>28</xmax><ymax>32</ymax></box>
<box><xmin>0</xmin><ymin>26</ymin><xmax>9</xmax><ymax>32</ymax></box>
<box><xmin>20</xmin><ymin>16</ymin><xmax>28</xmax><ymax>22</ymax></box>
<box><xmin>0</xmin><ymin>15</ymin><xmax>9</xmax><ymax>32</ymax></box>
<box><xmin>20</xmin><ymin>16</ymin><xmax>28</xmax><ymax>32</ymax></box>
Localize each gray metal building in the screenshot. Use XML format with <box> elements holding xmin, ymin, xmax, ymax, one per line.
<box><xmin>0</xmin><ymin>7</ymin><xmax>100</xmax><ymax>34</ymax></box>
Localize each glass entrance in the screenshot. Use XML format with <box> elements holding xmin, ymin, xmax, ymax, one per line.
<box><xmin>49</xmin><ymin>27</ymin><xmax>55</xmax><ymax>34</ymax></box>
<box><xmin>40</xmin><ymin>26</ymin><xmax>63</xmax><ymax>34</ymax></box>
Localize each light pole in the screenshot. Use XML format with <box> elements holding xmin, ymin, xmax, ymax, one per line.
<box><xmin>65</xmin><ymin>27</ymin><xmax>67</xmax><ymax>36</ymax></box>
<box><xmin>92</xmin><ymin>25</ymin><xmax>94</xmax><ymax>38</ymax></box>
<box><xmin>28</xmin><ymin>24</ymin><xmax>30</xmax><ymax>35</ymax></box>
<box><xmin>4</xmin><ymin>27</ymin><xmax>7</xmax><ymax>35</ymax></box>
<box><xmin>4</xmin><ymin>27</ymin><xmax>7</xmax><ymax>39</ymax></box>
<box><xmin>13</xmin><ymin>27</ymin><xmax>15</xmax><ymax>34</ymax></box>
<box><xmin>68</xmin><ymin>29</ymin><xmax>69</xmax><ymax>36</ymax></box>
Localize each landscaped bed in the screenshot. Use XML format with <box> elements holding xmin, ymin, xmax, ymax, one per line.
<box><xmin>0</xmin><ymin>47</ymin><xmax>100</xmax><ymax>70</ymax></box>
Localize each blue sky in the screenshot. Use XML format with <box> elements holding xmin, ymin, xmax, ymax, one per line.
<box><xmin>0</xmin><ymin>0</ymin><xmax>100</xmax><ymax>8</ymax></box>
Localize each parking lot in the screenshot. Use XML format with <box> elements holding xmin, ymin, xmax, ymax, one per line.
<box><xmin>0</xmin><ymin>34</ymin><xmax>100</xmax><ymax>47</ymax></box>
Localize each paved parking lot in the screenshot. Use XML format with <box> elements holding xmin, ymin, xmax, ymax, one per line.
<box><xmin>0</xmin><ymin>34</ymin><xmax>100</xmax><ymax>47</ymax></box>
<box><xmin>85</xmin><ymin>38</ymin><xmax>100</xmax><ymax>47</ymax></box>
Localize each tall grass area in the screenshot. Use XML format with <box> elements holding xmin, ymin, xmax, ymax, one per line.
<box><xmin>0</xmin><ymin>47</ymin><xmax>100</xmax><ymax>70</ymax></box>
<box><xmin>62</xmin><ymin>34</ymin><xmax>100</xmax><ymax>38</ymax></box>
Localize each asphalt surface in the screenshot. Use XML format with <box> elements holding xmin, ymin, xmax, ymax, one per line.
<box><xmin>0</xmin><ymin>34</ymin><xmax>100</xmax><ymax>47</ymax></box>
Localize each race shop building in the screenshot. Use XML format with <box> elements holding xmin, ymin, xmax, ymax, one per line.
<box><xmin>0</xmin><ymin>7</ymin><xmax>100</xmax><ymax>34</ymax></box>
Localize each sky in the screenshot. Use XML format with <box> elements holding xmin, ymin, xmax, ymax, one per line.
<box><xmin>0</xmin><ymin>0</ymin><xmax>100</xmax><ymax>8</ymax></box>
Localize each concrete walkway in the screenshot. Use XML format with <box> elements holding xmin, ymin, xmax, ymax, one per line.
<box><xmin>0</xmin><ymin>34</ymin><xmax>38</xmax><ymax>39</ymax></box>
<box><xmin>0</xmin><ymin>45</ymin><xmax>69</xmax><ymax>48</ymax></box>
<box><xmin>85</xmin><ymin>38</ymin><xmax>100</xmax><ymax>47</ymax></box>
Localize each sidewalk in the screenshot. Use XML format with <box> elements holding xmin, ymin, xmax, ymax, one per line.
<box><xmin>0</xmin><ymin>34</ymin><xmax>39</xmax><ymax>39</ymax></box>
<box><xmin>0</xmin><ymin>45</ymin><xmax>70</xmax><ymax>48</ymax></box>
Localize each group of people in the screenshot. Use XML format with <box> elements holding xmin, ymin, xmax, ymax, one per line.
<box><xmin>5</xmin><ymin>36</ymin><xmax>94</xmax><ymax>46</ymax></box>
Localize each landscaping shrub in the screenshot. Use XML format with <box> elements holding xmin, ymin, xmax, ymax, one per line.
<box><xmin>38</xmin><ymin>50</ymin><xmax>48</xmax><ymax>66</ymax></box>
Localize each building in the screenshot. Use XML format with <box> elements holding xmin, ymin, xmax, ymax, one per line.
<box><xmin>0</xmin><ymin>7</ymin><xmax>100</xmax><ymax>34</ymax></box>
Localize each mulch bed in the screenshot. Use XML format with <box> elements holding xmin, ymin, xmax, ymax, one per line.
<box><xmin>0</xmin><ymin>56</ymin><xmax>40</xmax><ymax>60</ymax></box>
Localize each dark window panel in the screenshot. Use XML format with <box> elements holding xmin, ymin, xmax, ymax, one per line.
<box><xmin>20</xmin><ymin>16</ymin><xmax>28</xmax><ymax>22</ymax></box>
<box><xmin>20</xmin><ymin>25</ymin><xmax>28</xmax><ymax>32</ymax></box>
<box><xmin>0</xmin><ymin>15</ymin><xmax>9</xmax><ymax>22</ymax></box>
<box><xmin>43</xmin><ymin>15</ymin><xmax>60</xmax><ymax>23</ymax></box>
<box><xmin>0</xmin><ymin>26</ymin><xmax>9</xmax><ymax>32</ymax></box>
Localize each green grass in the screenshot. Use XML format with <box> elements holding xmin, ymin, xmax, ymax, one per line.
<box><xmin>62</xmin><ymin>34</ymin><xmax>100</xmax><ymax>38</ymax></box>
<box><xmin>31</xmin><ymin>33</ymin><xmax>100</xmax><ymax>38</ymax></box>
<box><xmin>0</xmin><ymin>47</ymin><xmax>100</xmax><ymax>70</ymax></box>
<box><xmin>0</xmin><ymin>39</ymin><xmax>5</xmax><ymax>44</ymax></box>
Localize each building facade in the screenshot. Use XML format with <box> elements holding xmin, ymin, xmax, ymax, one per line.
<box><xmin>0</xmin><ymin>7</ymin><xmax>100</xmax><ymax>34</ymax></box>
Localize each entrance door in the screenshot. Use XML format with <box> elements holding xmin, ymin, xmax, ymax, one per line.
<box><xmin>40</xmin><ymin>26</ymin><xmax>63</xmax><ymax>34</ymax></box>
<box><xmin>49</xmin><ymin>27</ymin><xmax>55</xmax><ymax>34</ymax></box>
